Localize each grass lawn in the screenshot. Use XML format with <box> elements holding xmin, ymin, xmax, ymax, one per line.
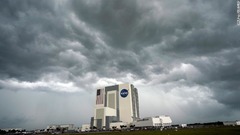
<box><xmin>66</xmin><ymin>126</ymin><xmax>240</xmax><ymax>135</ymax></box>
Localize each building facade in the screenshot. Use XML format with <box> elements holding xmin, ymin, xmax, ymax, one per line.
<box><xmin>90</xmin><ymin>83</ymin><xmax>139</xmax><ymax>129</ymax></box>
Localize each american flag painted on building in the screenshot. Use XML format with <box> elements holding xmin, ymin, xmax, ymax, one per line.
<box><xmin>96</xmin><ymin>89</ymin><xmax>104</xmax><ymax>104</ymax></box>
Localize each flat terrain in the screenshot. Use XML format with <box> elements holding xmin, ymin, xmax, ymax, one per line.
<box><xmin>66</xmin><ymin>126</ymin><xmax>240</xmax><ymax>135</ymax></box>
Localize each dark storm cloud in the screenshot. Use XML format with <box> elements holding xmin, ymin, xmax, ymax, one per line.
<box><xmin>0</xmin><ymin>0</ymin><xmax>63</xmax><ymax>81</ymax></box>
<box><xmin>175</xmin><ymin>42</ymin><xmax>240</xmax><ymax>110</ymax></box>
<box><xmin>0</xmin><ymin>0</ymin><xmax>240</xmax><ymax>129</ymax></box>
<box><xmin>71</xmin><ymin>0</ymin><xmax>142</xmax><ymax>49</ymax></box>
<box><xmin>0</xmin><ymin>0</ymin><xmax>145</xmax><ymax>82</ymax></box>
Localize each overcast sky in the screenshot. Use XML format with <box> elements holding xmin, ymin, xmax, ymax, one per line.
<box><xmin>0</xmin><ymin>0</ymin><xmax>240</xmax><ymax>130</ymax></box>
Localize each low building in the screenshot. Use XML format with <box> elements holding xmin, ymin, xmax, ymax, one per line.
<box><xmin>109</xmin><ymin>122</ymin><xmax>128</xmax><ymax>130</ymax></box>
<box><xmin>223</xmin><ymin>121</ymin><xmax>236</xmax><ymax>126</ymax></box>
<box><xmin>132</xmin><ymin>115</ymin><xmax>172</xmax><ymax>128</ymax></box>
<box><xmin>46</xmin><ymin>124</ymin><xmax>75</xmax><ymax>132</ymax></box>
<box><xmin>180</xmin><ymin>124</ymin><xmax>187</xmax><ymax>128</ymax></box>
<box><xmin>60</xmin><ymin>124</ymin><xmax>75</xmax><ymax>131</ymax></box>
<box><xmin>132</xmin><ymin>117</ymin><xmax>159</xmax><ymax>128</ymax></box>
<box><xmin>236</xmin><ymin>120</ymin><xmax>240</xmax><ymax>126</ymax></box>
<box><xmin>81</xmin><ymin>124</ymin><xmax>90</xmax><ymax>132</ymax></box>
<box><xmin>159</xmin><ymin>115</ymin><xmax>172</xmax><ymax>127</ymax></box>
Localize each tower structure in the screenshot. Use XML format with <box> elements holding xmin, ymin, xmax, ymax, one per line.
<box><xmin>90</xmin><ymin>83</ymin><xmax>139</xmax><ymax>129</ymax></box>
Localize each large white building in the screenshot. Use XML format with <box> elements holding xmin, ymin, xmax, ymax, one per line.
<box><xmin>90</xmin><ymin>83</ymin><xmax>139</xmax><ymax>129</ymax></box>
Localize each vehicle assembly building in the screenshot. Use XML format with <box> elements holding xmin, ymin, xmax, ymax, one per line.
<box><xmin>90</xmin><ymin>83</ymin><xmax>140</xmax><ymax>129</ymax></box>
<box><xmin>89</xmin><ymin>83</ymin><xmax>172</xmax><ymax>130</ymax></box>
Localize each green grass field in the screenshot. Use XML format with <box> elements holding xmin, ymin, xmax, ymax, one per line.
<box><xmin>67</xmin><ymin>126</ymin><xmax>240</xmax><ymax>135</ymax></box>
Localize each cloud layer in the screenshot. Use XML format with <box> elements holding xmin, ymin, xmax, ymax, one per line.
<box><xmin>0</xmin><ymin>0</ymin><xmax>240</xmax><ymax>129</ymax></box>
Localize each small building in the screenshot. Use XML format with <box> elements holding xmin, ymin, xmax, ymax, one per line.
<box><xmin>159</xmin><ymin>115</ymin><xmax>172</xmax><ymax>127</ymax></box>
<box><xmin>132</xmin><ymin>117</ymin><xmax>160</xmax><ymax>128</ymax></box>
<box><xmin>223</xmin><ymin>121</ymin><xmax>236</xmax><ymax>126</ymax></box>
<box><xmin>180</xmin><ymin>124</ymin><xmax>187</xmax><ymax>128</ymax></box>
<box><xmin>236</xmin><ymin>120</ymin><xmax>240</xmax><ymax>126</ymax></box>
<box><xmin>81</xmin><ymin>124</ymin><xmax>90</xmax><ymax>132</ymax></box>
<box><xmin>46</xmin><ymin>125</ymin><xmax>59</xmax><ymax>131</ymax></box>
<box><xmin>46</xmin><ymin>124</ymin><xmax>75</xmax><ymax>132</ymax></box>
<box><xmin>109</xmin><ymin>122</ymin><xmax>128</xmax><ymax>130</ymax></box>
<box><xmin>132</xmin><ymin>115</ymin><xmax>172</xmax><ymax>128</ymax></box>
<box><xmin>60</xmin><ymin>124</ymin><xmax>75</xmax><ymax>131</ymax></box>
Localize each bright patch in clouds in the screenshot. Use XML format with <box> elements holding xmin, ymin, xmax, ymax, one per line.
<box><xmin>0</xmin><ymin>78</ymin><xmax>81</xmax><ymax>93</ymax></box>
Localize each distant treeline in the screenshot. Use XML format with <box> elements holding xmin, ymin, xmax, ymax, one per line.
<box><xmin>172</xmin><ymin>121</ymin><xmax>224</xmax><ymax>127</ymax></box>
<box><xmin>187</xmin><ymin>121</ymin><xmax>224</xmax><ymax>126</ymax></box>
<box><xmin>0</xmin><ymin>130</ymin><xmax>7</xmax><ymax>134</ymax></box>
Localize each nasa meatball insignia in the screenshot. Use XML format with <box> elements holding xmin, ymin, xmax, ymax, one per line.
<box><xmin>120</xmin><ymin>89</ymin><xmax>128</xmax><ymax>98</ymax></box>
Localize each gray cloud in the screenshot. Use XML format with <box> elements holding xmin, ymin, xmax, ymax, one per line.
<box><xmin>0</xmin><ymin>0</ymin><xmax>239</xmax><ymax>129</ymax></box>
<box><xmin>0</xmin><ymin>117</ymin><xmax>28</xmax><ymax>129</ymax></box>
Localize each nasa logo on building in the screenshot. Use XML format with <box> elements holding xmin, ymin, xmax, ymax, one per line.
<box><xmin>120</xmin><ymin>89</ymin><xmax>128</xmax><ymax>98</ymax></box>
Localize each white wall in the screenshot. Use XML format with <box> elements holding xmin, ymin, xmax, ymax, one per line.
<box><xmin>104</xmin><ymin>107</ymin><xmax>117</xmax><ymax>116</ymax></box>
<box><xmin>119</xmin><ymin>83</ymin><xmax>133</xmax><ymax>123</ymax></box>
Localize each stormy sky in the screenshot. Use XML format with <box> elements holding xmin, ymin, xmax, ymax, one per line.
<box><xmin>0</xmin><ymin>0</ymin><xmax>240</xmax><ymax>130</ymax></box>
